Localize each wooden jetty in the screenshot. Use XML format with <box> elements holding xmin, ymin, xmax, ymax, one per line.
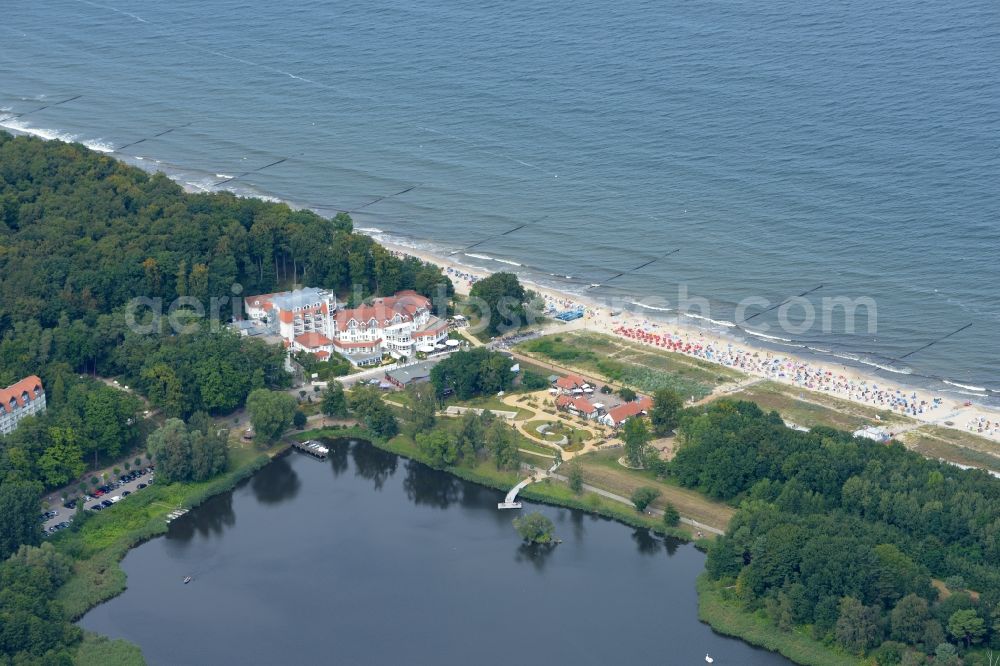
<box><xmin>292</xmin><ymin>439</ymin><xmax>329</xmax><ymax>460</ymax></box>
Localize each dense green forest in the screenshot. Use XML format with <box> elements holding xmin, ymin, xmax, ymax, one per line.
<box><xmin>673</xmin><ymin>401</ymin><xmax>1000</xmax><ymax>662</ymax></box>
<box><xmin>0</xmin><ymin>133</ymin><xmax>456</xmax><ymax>663</ymax></box>
<box><xmin>0</xmin><ymin>131</ymin><xmax>452</xmax><ymax>495</ymax></box>
<box><xmin>429</xmin><ymin>347</ymin><xmax>516</xmax><ymax>400</ymax></box>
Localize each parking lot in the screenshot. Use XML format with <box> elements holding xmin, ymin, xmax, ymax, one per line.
<box><xmin>41</xmin><ymin>466</ymin><xmax>156</xmax><ymax>536</ymax></box>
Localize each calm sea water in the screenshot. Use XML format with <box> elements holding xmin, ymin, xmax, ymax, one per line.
<box><xmin>3</xmin><ymin>0</ymin><xmax>998</xmax><ymax>400</ymax></box>
<box><xmin>79</xmin><ymin>440</ymin><xmax>792</xmax><ymax>665</ymax></box>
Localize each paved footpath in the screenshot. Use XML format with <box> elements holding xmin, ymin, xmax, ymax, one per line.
<box><xmin>546</xmin><ymin>469</ymin><xmax>725</xmax><ymax>536</ymax></box>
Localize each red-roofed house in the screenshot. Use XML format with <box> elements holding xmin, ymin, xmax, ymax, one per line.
<box><xmin>0</xmin><ymin>375</ymin><xmax>46</xmax><ymax>435</ymax></box>
<box><xmin>554</xmin><ymin>374</ymin><xmax>587</xmax><ymax>393</ymax></box>
<box><xmin>555</xmin><ymin>394</ymin><xmax>599</xmax><ymax>419</ymax></box>
<box><xmin>292</xmin><ymin>331</ymin><xmax>335</xmax><ymax>357</ymax></box>
<box><xmin>601</xmin><ymin>396</ymin><xmax>653</xmax><ymax>428</ymax></box>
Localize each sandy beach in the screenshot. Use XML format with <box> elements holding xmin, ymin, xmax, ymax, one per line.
<box><xmin>378</xmin><ymin>238</ymin><xmax>1000</xmax><ymax>448</ymax></box>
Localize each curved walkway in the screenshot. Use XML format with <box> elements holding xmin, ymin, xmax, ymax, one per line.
<box><xmin>498</xmin><ymin>390</ymin><xmax>620</xmax><ymax>460</ymax></box>
<box><xmin>498</xmin><ymin>461</ymin><xmax>561</xmax><ymax>510</ymax></box>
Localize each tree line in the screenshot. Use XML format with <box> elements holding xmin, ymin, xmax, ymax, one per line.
<box><xmin>671</xmin><ymin>400</ymin><xmax>1000</xmax><ymax>662</ymax></box>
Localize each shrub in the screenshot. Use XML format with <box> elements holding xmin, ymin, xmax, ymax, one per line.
<box><xmin>631</xmin><ymin>486</ymin><xmax>660</xmax><ymax>512</ymax></box>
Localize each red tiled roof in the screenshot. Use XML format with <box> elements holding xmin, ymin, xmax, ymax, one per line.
<box><xmin>1</xmin><ymin>375</ymin><xmax>44</xmax><ymax>414</ymax></box>
<box><xmin>606</xmin><ymin>396</ymin><xmax>652</xmax><ymax>424</ymax></box>
<box><xmin>555</xmin><ymin>374</ymin><xmax>586</xmax><ymax>390</ymax></box>
<box><xmin>244</xmin><ymin>293</ymin><xmax>279</xmax><ymax>310</ymax></box>
<box><xmin>295</xmin><ymin>332</ymin><xmax>334</xmax><ymax>349</ymax></box>
<box><xmin>556</xmin><ymin>394</ymin><xmax>596</xmax><ymax>414</ymax></box>
<box><xmin>333</xmin><ymin>291</ymin><xmax>431</xmax><ymax>329</ymax></box>
<box><xmin>314</xmin><ymin>351</ymin><xmax>330</xmax><ymax>360</ymax></box>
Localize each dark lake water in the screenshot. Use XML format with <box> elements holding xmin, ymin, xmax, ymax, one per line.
<box><xmin>79</xmin><ymin>439</ymin><xmax>790</xmax><ymax>665</ymax></box>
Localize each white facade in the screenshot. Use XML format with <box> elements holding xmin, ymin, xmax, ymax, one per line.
<box><xmin>244</xmin><ymin>287</ymin><xmax>338</xmax><ymax>358</ymax></box>
<box><xmin>330</xmin><ymin>290</ymin><xmax>449</xmax><ymax>366</ymax></box>
<box><xmin>243</xmin><ymin>288</ymin><xmax>448</xmax><ymax>367</ymax></box>
<box><xmin>0</xmin><ymin>376</ymin><xmax>46</xmax><ymax>436</ymax></box>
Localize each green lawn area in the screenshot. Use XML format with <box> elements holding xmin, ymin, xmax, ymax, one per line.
<box><xmin>516</xmin><ymin>438</ymin><xmax>559</xmax><ymax>458</ymax></box>
<box><xmin>520</xmin><ymin>449</ymin><xmax>556</xmax><ymax>463</ymax></box>
<box><xmin>525</xmin><ymin>419</ymin><xmax>567</xmax><ymax>442</ymax></box>
<box><xmin>724</xmin><ymin>380</ymin><xmax>908</xmax><ymax>432</ymax></box>
<box><xmin>517</xmin><ymin>331</ymin><xmax>731</xmax><ymax>399</ymax></box>
<box><xmin>445</xmin><ymin>394</ymin><xmax>534</xmax><ymax>420</ymax></box>
<box><xmin>573</xmin><ymin>449</ymin><xmax>735</xmax><ymax>532</ymax></box>
<box><xmin>75</xmin><ymin>633</ymin><xmax>145</xmax><ymax>666</ymax></box>
<box><xmin>898</xmin><ymin>426</ymin><xmax>1000</xmax><ymax>474</ymax></box>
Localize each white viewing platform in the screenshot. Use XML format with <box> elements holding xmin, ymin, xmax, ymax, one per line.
<box><xmin>497</xmin><ymin>478</ymin><xmax>532</xmax><ymax>509</ymax></box>
<box><xmin>497</xmin><ymin>461</ymin><xmax>561</xmax><ymax>510</ymax></box>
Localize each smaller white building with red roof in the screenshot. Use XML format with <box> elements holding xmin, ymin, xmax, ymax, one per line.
<box><xmin>0</xmin><ymin>375</ymin><xmax>46</xmax><ymax>436</ymax></box>
<box><xmin>555</xmin><ymin>394</ymin><xmax>600</xmax><ymax>419</ymax></box>
<box><xmin>555</xmin><ymin>374</ymin><xmax>588</xmax><ymax>393</ymax></box>
<box><xmin>601</xmin><ymin>396</ymin><xmax>654</xmax><ymax>428</ymax></box>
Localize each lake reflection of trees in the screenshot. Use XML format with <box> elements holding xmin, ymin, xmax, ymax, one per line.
<box><xmin>350</xmin><ymin>440</ymin><xmax>397</xmax><ymax>490</ymax></box>
<box><xmin>631</xmin><ymin>527</ymin><xmax>662</xmax><ymax>556</ymax></box>
<box><xmin>515</xmin><ymin>542</ymin><xmax>556</xmax><ymax>572</ymax></box>
<box><xmin>168</xmin><ymin>492</ymin><xmax>236</xmax><ymax>543</ymax></box>
<box><xmin>403</xmin><ymin>461</ymin><xmax>461</xmax><ymax>508</ymax></box>
<box><xmin>630</xmin><ymin>528</ymin><xmax>683</xmax><ymax>557</ymax></box>
<box><xmin>251</xmin><ymin>456</ymin><xmax>301</xmax><ymax>504</ymax></box>
<box><xmin>327</xmin><ymin>439</ymin><xmax>350</xmax><ymax>477</ymax></box>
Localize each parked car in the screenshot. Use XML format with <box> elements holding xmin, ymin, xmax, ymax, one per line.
<box><xmin>101</xmin><ymin>500</ymin><xmax>113</xmax><ymax>507</ymax></box>
<box><xmin>90</xmin><ymin>504</ymin><xmax>103</xmax><ymax>511</ymax></box>
<box><xmin>137</xmin><ymin>483</ymin><xmax>147</xmax><ymax>489</ymax></box>
<box><xmin>121</xmin><ymin>490</ymin><xmax>131</xmax><ymax>497</ymax></box>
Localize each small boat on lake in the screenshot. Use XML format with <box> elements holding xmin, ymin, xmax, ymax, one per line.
<box><xmin>183</xmin><ymin>576</ymin><xmax>192</xmax><ymax>584</ymax></box>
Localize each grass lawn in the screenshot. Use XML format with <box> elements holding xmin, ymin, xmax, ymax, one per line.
<box><xmin>724</xmin><ymin>380</ymin><xmax>908</xmax><ymax>432</ymax></box>
<box><xmin>525</xmin><ymin>419</ymin><xmax>567</xmax><ymax>441</ymax></box>
<box><xmin>517</xmin><ymin>331</ymin><xmax>732</xmax><ymax>399</ymax></box>
<box><xmin>520</xmin><ymin>449</ymin><xmax>556</xmax><ymax>463</ymax></box>
<box><xmin>517</xmin><ymin>438</ymin><xmax>559</xmax><ymax>458</ymax></box>
<box><xmin>572</xmin><ymin>331</ymin><xmax>742</xmax><ymax>384</ymax></box>
<box><xmin>75</xmin><ymin>633</ymin><xmax>145</xmax><ymax>666</ymax></box>
<box><xmin>573</xmin><ymin>449</ymin><xmax>735</xmax><ymax>532</ymax></box>
<box><xmin>446</xmin><ymin>394</ymin><xmax>534</xmax><ymax>420</ymax></box>
<box><xmin>898</xmin><ymin>425</ymin><xmax>1000</xmax><ymax>474</ymax></box>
